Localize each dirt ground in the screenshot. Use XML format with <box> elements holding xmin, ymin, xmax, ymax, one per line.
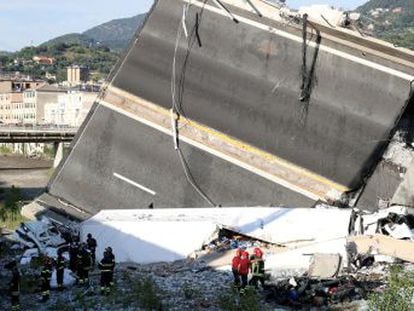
<box><xmin>0</xmin><ymin>155</ymin><xmax>52</xmax><ymax>200</ymax></box>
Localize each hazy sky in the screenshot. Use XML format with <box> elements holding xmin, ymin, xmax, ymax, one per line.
<box><xmin>0</xmin><ymin>0</ymin><xmax>367</xmax><ymax>51</ymax></box>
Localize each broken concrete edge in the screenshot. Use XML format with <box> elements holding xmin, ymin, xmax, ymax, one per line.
<box><xmin>21</xmin><ymin>193</ymin><xmax>91</xmax><ymax>222</ymax></box>
<box><xmin>348</xmin><ymin>234</ymin><xmax>414</xmax><ymax>264</ymax></box>
<box><xmin>219</xmin><ymin>226</ymin><xmax>286</xmax><ymax>247</ymax></box>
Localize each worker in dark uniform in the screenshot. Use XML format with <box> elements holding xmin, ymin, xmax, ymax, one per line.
<box><xmin>56</xmin><ymin>250</ymin><xmax>66</xmax><ymax>291</ymax></box>
<box><xmin>77</xmin><ymin>244</ymin><xmax>92</xmax><ymax>285</ymax></box>
<box><xmin>249</xmin><ymin>247</ymin><xmax>265</xmax><ymax>289</ymax></box>
<box><xmin>86</xmin><ymin>233</ymin><xmax>97</xmax><ymax>268</ymax></box>
<box><xmin>105</xmin><ymin>247</ymin><xmax>116</xmax><ymax>287</ymax></box>
<box><xmin>98</xmin><ymin>249</ymin><xmax>115</xmax><ymax>295</ymax></box>
<box><xmin>69</xmin><ymin>239</ymin><xmax>80</xmax><ymax>272</ymax></box>
<box><xmin>6</xmin><ymin>260</ymin><xmax>20</xmax><ymax>310</ymax></box>
<box><xmin>40</xmin><ymin>256</ymin><xmax>52</xmax><ymax>302</ymax></box>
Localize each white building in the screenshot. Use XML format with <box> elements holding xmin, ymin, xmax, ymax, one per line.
<box><xmin>44</xmin><ymin>91</ymin><xmax>98</xmax><ymax>127</ymax></box>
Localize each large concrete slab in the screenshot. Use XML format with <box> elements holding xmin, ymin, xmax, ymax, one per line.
<box><xmin>49</xmin><ymin>105</ymin><xmax>313</xmax><ymax>213</ymax></box>
<box><xmin>392</xmin><ymin>158</ymin><xmax>414</xmax><ymax>207</ymax></box>
<box><xmin>48</xmin><ymin>0</ymin><xmax>414</xmax><ymax>212</ymax></box>
<box><xmin>111</xmin><ymin>0</ymin><xmax>413</xmax><ymax>190</ymax></box>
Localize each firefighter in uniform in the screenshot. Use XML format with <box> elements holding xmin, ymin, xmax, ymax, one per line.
<box><xmin>249</xmin><ymin>247</ymin><xmax>265</xmax><ymax>289</ymax></box>
<box><xmin>86</xmin><ymin>233</ymin><xmax>97</xmax><ymax>268</ymax></box>
<box><xmin>77</xmin><ymin>244</ymin><xmax>92</xmax><ymax>285</ymax></box>
<box><xmin>69</xmin><ymin>239</ymin><xmax>80</xmax><ymax>272</ymax></box>
<box><xmin>231</xmin><ymin>249</ymin><xmax>242</xmax><ymax>288</ymax></box>
<box><xmin>6</xmin><ymin>260</ymin><xmax>21</xmax><ymax>310</ymax></box>
<box><xmin>105</xmin><ymin>247</ymin><xmax>115</xmax><ymax>287</ymax></box>
<box><xmin>98</xmin><ymin>249</ymin><xmax>115</xmax><ymax>295</ymax></box>
<box><xmin>40</xmin><ymin>256</ymin><xmax>52</xmax><ymax>302</ymax></box>
<box><xmin>56</xmin><ymin>250</ymin><xmax>66</xmax><ymax>290</ymax></box>
<box><xmin>238</xmin><ymin>251</ymin><xmax>250</xmax><ymax>294</ymax></box>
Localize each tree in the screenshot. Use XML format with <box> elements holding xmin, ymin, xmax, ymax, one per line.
<box><xmin>4</xmin><ymin>186</ymin><xmax>22</xmax><ymax>221</ymax></box>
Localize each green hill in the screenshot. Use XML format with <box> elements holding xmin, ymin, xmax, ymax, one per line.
<box><xmin>42</xmin><ymin>33</ymin><xmax>98</xmax><ymax>48</ymax></box>
<box><xmin>357</xmin><ymin>0</ymin><xmax>414</xmax><ymax>49</ymax></box>
<box><xmin>0</xmin><ymin>43</ymin><xmax>119</xmax><ymax>82</ymax></box>
<box><xmin>84</xmin><ymin>14</ymin><xmax>146</xmax><ymax>52</ymax></box>
<box><xmin>0</xmin><ymin>13</ymin><xmax>147</xmax><ymax>82</ymax></box>
<box><xmin>42</xmin><ymin>13</ymin><xmax>146</xmax><ymax>53</ymax></box>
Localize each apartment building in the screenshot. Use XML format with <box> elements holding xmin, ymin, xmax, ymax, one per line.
<box><xmin>67</xmin><ymin>65</ymin><xmax>90</xmax><ymax>86</ymax></box>
<box><xmin>44</xmin><ymin>90</ymin><xmax>98</xmax><ymax>126</ymax></box>
<box><xmin>0</xmin><ymin>92</ymin><xmax>11</xmax><ymax>122</ymax></box>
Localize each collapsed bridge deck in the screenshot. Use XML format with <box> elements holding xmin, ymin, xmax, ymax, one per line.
<box><xmin>48</xmin><ymin>0</ymin><xmax>414</xmax><ymax>213</ymax></box>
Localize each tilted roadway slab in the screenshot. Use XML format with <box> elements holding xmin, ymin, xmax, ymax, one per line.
<box><xmin>48</xmin><ymin>0</ymin><xmax>414</xmax><ymax>212</ymax></box>
<box><xmin>48</xmin><ymin>103</ymin><xmax>314</xmax><ymax>214</ymax></box>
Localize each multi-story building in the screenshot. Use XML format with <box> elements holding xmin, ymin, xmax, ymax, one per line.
<box><xmin>0</xmin><ymin>92</ymin><xmax>11</xmax><ymax>123</ymax></box>
<box><xmin>44</xmin><ymin>90</ymin><xmax>98</xmax><ymax>127</ymax></box>
<box><xmin>0</xmin><ymin>77</ymin><xmax>47</xmax><ymax>124</ymax></box>
<box><xmin>67</xmin><ymin>65</ymin><xmax>90</xmax><ymax>86</ymax></box>
<box><xmin>32</xmin><ymin>56</ymin><xmax>54</xmax><ymax>65</ymax></box>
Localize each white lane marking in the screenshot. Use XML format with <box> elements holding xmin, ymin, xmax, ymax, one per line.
<box><xmin>113</xmin><ymin>172</ymin><xmax>156</xmax><ymax>196</ymax></box>
<box><xmin>101</xmin><ymin>100</ymin><xmax>322</xmax><ymax>201</ymax></box>
<box><xmin>186</xmin><ymin>0</ymin><xmax>414</xmax><ymax>81</ymax></box>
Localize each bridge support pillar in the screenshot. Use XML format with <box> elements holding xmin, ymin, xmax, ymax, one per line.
<box><xmin>53</xmin><ymin>142</ymin><xmax>64</xmax><ymax>168</ymax></box>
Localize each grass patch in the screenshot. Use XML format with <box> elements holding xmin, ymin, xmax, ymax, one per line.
<box><xmin>368</xmin><ymin>265</ymin><xmax>414</xmax><ymax>311</ymax></box>
<box><xmin>20</xmin><ymin>272</ymin><xmax>40</xmax><ymax>294</ymax></box>
<box><xmin>218</xmin><ymin>287</ymin><xmax>262</xmax><ymax>311</ymax></box>
<box><xmin>182</xmin><ymin>282</ymin><xmax>202</xmax><ymax>300</ymax></box>
<box><xmin>0</xmin><ymin>203</ymin><xmax>28</xmax><ymax>230</ymax></box>
<box><xmin>0</xmin><ymin>186</ymin><xmax>27</xmax><ymax>230</ymax></box>
<box><xmin>0</xmin><ymin>145</ymin><xmax>13</xmax><ymax>154</ymax></box>
<box><xmin>122</xmin><ymin>272</ymin><xmax>164</xmax><ymax>310</ymax></box>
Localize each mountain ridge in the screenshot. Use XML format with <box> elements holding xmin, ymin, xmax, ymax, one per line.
<box><xmin>356</xmin><ymin>0</ymin><xmax>414</xmax><ymax>49</ymax></box>
<box><xmin>42</xmin><ymin>13</ymin><xmax>146</xmax><ymax>52</ymax></box>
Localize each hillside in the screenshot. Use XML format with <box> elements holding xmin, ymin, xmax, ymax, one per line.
<box><xmin>43</xmin><ymin>13</ymin><xmax>146</xmax><ymax>53</ymax></box>
<box><xmin>0</xmin><ymin>13</ymin><xmax>147</xmax><ymax>82</ymax></box>
<box><xmin>0</xmin><ymin>43</ymin><xmax>119</xmax><ymax>82</ymax></box>
<box><xmin>357</xmin><ymin>0</ymin><xmax>414</xmax><ymax>49</ymax></box>
<box><xmin>84</xmin><ymin>14</ymin><xmax>146</xmax><ymax>52</ymax></box>
<box><xmin>42</xmin><ymin>33</ymin><xmax>99</xmax><ymax>48</ymax></box>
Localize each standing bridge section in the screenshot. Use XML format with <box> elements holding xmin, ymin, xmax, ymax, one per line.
<box><xmin>0</xmin><ymin>125</ymin><xmax>77</xmax><ymax>143</ymax></box>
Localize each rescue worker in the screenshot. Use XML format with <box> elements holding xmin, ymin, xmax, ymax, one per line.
<box><xmin>69</xmin><ymin>239</ymin><xmax>80</xmax><ymax>272</ymax></box>
<box><xmin>249</xmin><ymin>247</ymin><xmax>265</xmax><ymax>289</ymax></box>
<box><xmin>238</xmin><ymin>251</ymin><xmax>250</xmax><ymax>294</ymax></box>
<box><xmin>40</xmin><ymin>256</ymin><xmax>52</xmax><ymax>302</ymax></box>
<box><xmin>86</xmin><ymin>233</ymin><xmax>97</xmax><ymax>267</ymax></box>
<box><xmin>6</xmin><ymin>260</ymin><xmax>20</xmax><ymax>310</ymax></box>
<box><xmin>56</xmin><ymin>249</ymin><xmax>66</xmax><ymax>291</ymax></box>
<box><xmin>105</xmin><ymin>247</ymin><xmax>116</xmax><ymax>287</ymax></box>
<box><xmin>231</xmin><ymin>249</ymin><xmax>242</xmax><ymax>288</ymax></box>
<box><xmin>98</xmin><ymin>249</ymin><xmax>115</xmax><ymax>295</ymax></box>
<box><xmin>77</xmin><ymin>244</ymin><xmax>92</xmax><ymax>285</ymax></box>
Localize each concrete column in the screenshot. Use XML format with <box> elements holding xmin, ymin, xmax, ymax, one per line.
<box><xmin>53</xmin><ymin>142</ymin><xmax>64</xmax><ymax>168</ymax></box>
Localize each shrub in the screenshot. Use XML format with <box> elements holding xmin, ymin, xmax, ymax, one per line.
<box><xmin>182</xmin><ymin>282</ymin><xmax>202</xmax><ymax>300</ymax></box>
<box><xmin>130</xmin><ymin>275</ymin><xmax>164</xmax><ymax>310</ymax></box>
<box><xmin>218</xmin><ymin>287</ymin><xmax>261</xmax><ymax>311</ymax></box>
<box><xmin>368</xmin><ymin>265</ymin><xmax>414</xmax><ymax>311</ymax></box>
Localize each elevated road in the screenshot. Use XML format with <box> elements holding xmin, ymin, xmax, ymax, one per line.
<box><xmin>0</xmin><ymin>125</ymin><xmax>77</xmax><ymax>143</ymax></box>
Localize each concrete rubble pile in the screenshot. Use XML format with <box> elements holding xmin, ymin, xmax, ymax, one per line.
<box><xmin>77</xmin><ymin>205</ymin><xmax>414</xmax><ymax>308</ymax></box>
<box><xmin>2</xmin><ymin>216</ymin><xmax>78</xmax><ymax>289</ymax></box>
<box><xmin>3</xmin><ymin>205</ymin><xmax>414</xmax><ymax>309</ymax></box>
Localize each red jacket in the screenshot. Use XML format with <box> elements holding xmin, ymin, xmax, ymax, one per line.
<box><xmin>232</xmin><ymin>256</ymin><xmax>241</xmax><ymax>270</ymax></box>
<box><xmin>238</xmin><ymin>257</ymin><xmax>250</xmax><ymax>275</ymax></box>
